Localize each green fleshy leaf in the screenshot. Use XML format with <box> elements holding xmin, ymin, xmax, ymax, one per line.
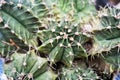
<box><xmin>5</xmin><ymin>50</ymin><xmax>57</xmax><ymax>80</ymax></box>
<box><xmin>38</xmin><ymin>20</ymin><xmax>89</xmax><ymax>67</ymax></box>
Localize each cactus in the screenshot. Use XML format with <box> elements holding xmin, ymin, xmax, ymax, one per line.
<box><xmin>73</xmin><ymin>0</ymin><xmax>96</xmax><ymax>23</ymax></box>
<box><xmin>4</xmin><ymin>50</ymin><xmax>57</xmax><ymax>80</ymax></box>
<box><xmin>42</xmin><ymin>0</ymin><xmax>96</xmax><ymax>24</ymax></box>
<box><xmin>88</xmin><ymin>7</ymin><xmax>120</xmax><ymax>55</ymax></box>
<box><xmin>60</xmin><ymin>66</ymin><xmax>98</xmax><ymax>80</ymax></box>
<box><xmin>84</xmin><ymin>7</ymin><xmax>120</xmax><ymax>79</ymax></box>
<box><xmin>38</xmin><ymin>19</ymin><xmax>91</xmax><ymax>67</ymax></box>
<box><xmin>102</xmin><ymin>47</ymin><xmax>120</xmax><ymax>72</ymax></box>
<box><xmin>38</xmin><ymin>0</ymin><xmax>96</xmax><ymax>67</ymax></box>
<box><xmin>0</xmin><ymin>0</ymin><xmax>48</xmax><ymax>56</ymax></box>
<box><xmin>0</xmin><ymin>0</ymin><xmax>120</xmax><ymax>80</ymax></box>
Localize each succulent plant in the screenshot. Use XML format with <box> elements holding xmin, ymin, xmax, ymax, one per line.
<box><xmin>89</xmin><ymin>8</ymin><xmax>120</xmax><ymax>55</ymax></box>
<box><xmin>102</xmin><ymin>47</ymin><xmax>120</xmax><ymax>72</ymax></box>
<box><xmin>38</xmin><ymin>19</ymin><xmax>91</xmax><ymax>67</ymax></box>
<box><xmin>41</xmin><ymin>0</ymin><xmax>96</xmax><ymax>24</ymax></box>
<box><xmin>0</xmin><ymin>0</ymin><xmax>48</xmax><ymax>56</ymax></box>
<box><xmin>0</xmin><ymin>0</ymin><xmax>120</xmax><ymax>80</ymax></box>
<box><xmin>4</xmin><ymin>50</ymin><xmax>57</xmax><ymax>80</ymax></box>
<box><xmin>73</xmin><ymin>0</ymin><xmax>96</xmax><ymax>23</ymax></box>
<box><xmin>81</xmin><ymin>7</ymin><xmax>120</xmax><ymax>79</ymax></box>
<box><xmin>60</xmin><ymin>66</ymin><xmax>98</xmax><ymax>80</ymax></box>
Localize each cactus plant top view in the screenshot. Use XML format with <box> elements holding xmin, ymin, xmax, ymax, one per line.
<box><xmin>0</xmin><ymin>0</ymin><xmax>120</xmax><ymax>80</ymax></box>
<box><xmin>38</xmin><ymin>20</ymin><xmax>91</xmax><ymax>67</ymax></box>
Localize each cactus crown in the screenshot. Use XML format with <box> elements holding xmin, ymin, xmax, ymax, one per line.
<box><xmin>38</xmin><ymin>19</ymin><xmax>91</xmax><ymax>67</ymax></box>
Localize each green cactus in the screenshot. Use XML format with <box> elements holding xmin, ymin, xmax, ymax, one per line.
<box><xmin>60</xmin><ymin>66</ymin><xmax>98</xmax><ymax>80</ymax></box>
<box><xmin>0</xmin><ymin>0</ymin><xmax>48</xmax><ymax>56</ymax></box>
<box><xmin>89</xmin><ymin>8</ymin><xmax>120</xmax><ymax>55</ymax></box>
<box><xmin>73</xmin><ymin>0</ymin><xmax>96</xmax><ymax>23</ymax></box>
<box><xmin>82</xmin><ymin>7</ymin><xmax>120</xmax><ymax>78</ymax></box>
<box><xmin>5</xmin><ymin>50</ymin><xmax>57</xmax><ymax>80</ymax></box>
<box><xmin>0</xmin><ymin>0</ymin><xmax>120</xmax><ymax>79</ymax></box>
<box><xmin>38</xmin><ymin>19</ymin><xmax>91</xmax><ymax>67</ymax></box>
<box><xmin>42</xmin><ymin>0</ymin><xmax>96</xmax><ymax>24</ymax></box>
<box><xmin>103</xmin><ymin>47</ymin><xmax>120</xmax><ymax>71</ymax></box>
